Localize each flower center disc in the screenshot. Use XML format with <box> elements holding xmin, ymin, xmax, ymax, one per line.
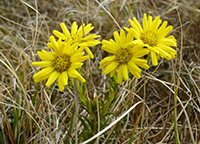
<box><xmin>115</xmin><ymin>48</ymin><xmax>133</xmax><ymax>64</ymax></box>
<box><xmin>53</xmin><ymin>54</ymin><xmax>71</xmax><ymax>72</ymax></box>
<box><xmin>141</xmin><ymin>31</ymin><xmax>157</xmax><ymax>47</ymax></box>
<box><xmin>71</xmin><ymin>34</ymin><xmax>82</xmax><ymax>44</ymax></box>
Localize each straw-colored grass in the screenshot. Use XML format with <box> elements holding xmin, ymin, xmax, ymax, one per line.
<box><xmin>0</xmin><ymin>0</ymin><xmax>200</xmax><ymax>143</ymax></box>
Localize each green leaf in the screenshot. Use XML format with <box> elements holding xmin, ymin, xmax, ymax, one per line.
<box><xmin>0</xmin><ymin>131</ymin><xmax>4</xmax><ymax>144</ymax></box>
<box><xmin>100</xmin><ymin>86</ymin><xmax>115</xmax><ymax>119</ymax></box>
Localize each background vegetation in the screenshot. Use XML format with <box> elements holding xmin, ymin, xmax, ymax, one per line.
<box><xmin>0</xmin><ymin>0</ymin><xmax>200</xmax><ymax>143</ymax></box>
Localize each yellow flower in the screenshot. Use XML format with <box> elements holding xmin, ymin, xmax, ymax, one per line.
<box><xmin>125</xmin><ymin>13</ymin><xmax>177</xmax><ymax>66</ymax></box>
<box><xmin>32</xmin><ymin>36</ymin><xmax>90</xmax><ymax>91</ymax></box>
<box><xmin>48</xmin><ymin>21</ymin><xmax>101</xmax><ymax>59</ymax></box>
<box><xmin>99</xmin><ymin>29</ymin><xmax>149</xmax><ymax>84</ymax></box>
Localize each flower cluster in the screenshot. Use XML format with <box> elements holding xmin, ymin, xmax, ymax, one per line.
<box><xmin>99</xmin><ymin>13</ymin><xmax>177</xmax><ymax>83</ymax></box>
<box><xmin>48</xmin><ymin>22</ymin><xmax>100</xmax><ymax>59</ymax></box>
<box><xmin>32</xmin><ymin>13</ymin><xmax>177</xmax><ymax>90</ymax></box>
<box><xmin>32</xmin><ymin>22</ymin><xmax>100</xmax><ymax>91</ymax></box>
<box><xmin>124</xmin><ymin>13</ymin><xmax>177</xmax><ymax>66</ymax></box>
<box><xmin>99</xmin><ymin>29</ymin><xmax>149</xmax><ymax>83</ymax></box>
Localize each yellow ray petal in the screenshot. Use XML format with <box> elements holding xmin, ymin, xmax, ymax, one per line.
<box><xmin>45</xmin><ymin>71</ymin><xmax>60</xmax><ymax>87</ymax></box>
<box><xmin>110</xmin><ymin>39</ymin><xmax>120</xmax><ymax>49</ymax></box>
<box><xmin>99</xmin><ymin>56</ymin><xmax>116</xmax><ymax>69</ymax></box>
<box><xmin>166</xmin><ymin>35</ymin><xmax>176</xmax><ymax>41</ymax></box>
<box><xmin>66</xmin><ymin>43</ymin><xmax>78</xmax><ymax>56</ymax></box>
<box><xmin>82</xmin><ymin>40</ymin><xmax>101</xmax><ymax>47</ymax></box>
<box><xmin>131</xmin><ymin>58</ymin><xmax>149</xmax><ymax>69</ymax></box>
<box><xmin>134</xmin><ymin>49</ymin><xmax>149</xmax><ymax>57</ymax></box>
<box><xmin>101</xmin><ymin>41</ymin><xmax>118</xmax><ymax>54</ymax></box>
<box><xmin>154</xmin><ymin>46</ymin><xmax>172</xmax><ymax>60</ymax></box>
<box><xmin>70</xmin><ymin>52</ymin><xmax>84</xmax><ymax>62</ymax></box>
<box><xmin>84</xmin><ymin>23</ymin><xmax>94</xmax><ymax>34</ymax></box>
<box><xmin>58</xmin><ymin>39</ymin><xmax>64</xmax><ymax>49</ymax></box>
<box><xmin>76</xmin><ymin>44</ymin><xmax>86</xmax><ymax>53</ymax></box>
<box><xmin>61</xmin><ymin>71</ymin><xmax>68</xmax><ymax>85</ymax></box>
<box><xmin>47</xmin><ymin>43</ymin><xmax>53</xmax><ymax>49</ymax></box>
<box><xmin>147</xmin><ymin>46</ymin><xmax>157</xmax><ymax>53</ymax></box>
<box><xmin>121</xmin><ymin>64</ymin><xmax>129</xmax><ymax>81</ymax></box>
<box><xmin>82</xmin><ymin>34</ymin><xmax>100</xmax><ymax>40</ymax></box>
<box><xmin>49</xmin><ymin>36</ymin><xmax>60</xmax><ymax>54</ymax></box>
<box><xmin>126</xmin><ymin>30</ymin><xmax>134</xmax><ymax>43</ymax></box>
<box><xmin>132</xmin><ymin>39</ymin><xmax>144</xmax><ymax>45</ymax></box>
<box><xmin>127</xmin><ymin>61</ymin><xmax>142</xmax><ymax>73</ymax></box>
<box><xmin>58</xmin><ymin>75</ymin><xmax>64</xmax><ymax>92</ymax></box>
<box><xmin>34</xmin><ymin>73</ymin><xmax>51</xmax><ymax>83</ymax></box>
<box><xmin>110</xmin><ymin>67</ymin><xmax>117</xmax><ymax>77</ymax></box>
<box><xmin>85</xmin><ymin>46</ymin><xmax>94</xmax><ymax>59</ymax></box>
<box><xmin>149</xmin><ymin>16</ymin><xmax>162</xmax><ymax>32</ymax></box>
<box><xmin>157</xmin><ymin>38</ymin><xmax>177</xmax><ymax>47</ymax></box>
<box><xmin>71</xmin><ymin>21</ymin><xmax>78</xmax><ymax>35</ymax></box>
<box><xmin>99</xmin><ymin>61</ymin><xmax>109</xmax><ymax>69</ymax></box>
<box><xmin>157</xmin><ymin>26</ymin><xmax>173</xmax><ymax>39</ymax></box>
<box><xmin>151</xmin><ymin>52</ymin><xmax>158</xmax><ymax>66</ymax></box>
<box><xmin>53</xmin><ymin>30</ymin><xmax>68</xmax><ymax>40</ymax></box>
<box><xmin>77</xmin><ymin>74</ymin><xmax>86</xmax><ymax>82</ymax></box>
<box><xmin>117</xmin><ymin>65</ymin><xmax>123</xmax><ymax>83</ymax></box>
<box><xmin>77</xmin><ymin>23</ymin><xmax>85</xmax><ymax>36</ymax></box>
<box><xmin>129</xmin><ymin>19</ymin><xmax>141</xmax><ymax>34</ymax></box>
<box><xmin>156</xmin><ymin>21</ymin><xmax>168</xmax><ymax>33</ymax></box>
<box><xmin>68</xmin><ymin>68</ymin><xmax>79</xmax><ymax>78</ymax></box>
<box><xmin>99</xmin><ymin>55</ymin><xmax>116</xmax><ymax>65</ymax></box>
<box><xmin>130</xmin><ymin>44</ymin><xmax>144</xmax><ymax>53</ymax></box>
<box><xmin>113</xmin><ymin>31</ymin><xmax>123</xmax><ymax>48</ymax></box>
<box><xmin>70</xmin><ymin>62</ymin><xmax>83</xmax><ymax>69</ymax></box>
<box><xmin>124</xmin><ymin>27</ymin><xmax>131</xmax><ymax>33</ymax></box>
<box><xmin>37</xmin><ymin>50</ymin><xmax>54</xmax><ymax>61</ymax></box>
<box><xmin>128</xmin><ymin>65</ymin><xmax>141</xmax><ymax>79</ymax></box>
<box><xmin>32</xmin><ymin>61</ymin><xmax>53</xmax><ymax>67</ymax></box>
<box><xmin>119</xmin><ymin>29</ymin><xmax>126</xmax><ymax>47</ymax></box>
<box><xmin>139</xmin><ymin>63</ymin><xmax>149</xmax><ymax>70</ymax></box>
<box><xmin>63</xmin><ymin>42</ymin><xmax>71</xmax><ymax>54</ymax></box>
<box><xmin>147</xmin><ymin>15</ymin><xmax>153</xmax><ymax>29</ymax></box>
<box><xmin>157</xmin><ymin>44</ymin><xmax>176</xmax><ymax>54</ymax></box>
<box><xmin>102</xmin><ymin>61</ymin><xmax>119</xmax><ymax>75</ymax></box>
<box><xmin>74</xmin><ymin>55</ymin><xmax>90</xmax><ymax>63</ymax></box>
<box><xmin>60</xmin><ymin>22</ymin><xmax>71</xmax><ymax>37</ymax></box>
<box><xmin>126</xmin><ymin>27</ymin><xmax>140</xmax><ymax>39</ymax></box>
<box><xmin>33</xmin><ymin>67</ymin><xmax>54</xmax><ymax>79</ymax></box>
<box><xmin>58</xmin><ymin>71</ymin><xmax>68</xmax><ymax>91</ymax></box>
<box><xmin>126</xmin><ymin>39</ymin><xmax>143</xmax><ymax>48</ymax></box>
<box><xmin>133</xmin><ymin>17</ymin><xmax>144</xmax><ymax>33</ymax></box>
<box><xmin>143</xmin><ymin>13</ymin><xmax>148</xmax><ymax>31</ymax></box>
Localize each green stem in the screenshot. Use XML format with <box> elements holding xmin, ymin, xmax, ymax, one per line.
<box><xmin>174</xmin><ymin>88</ymin><xmax>178</xmax><ymax>144</ymax></box>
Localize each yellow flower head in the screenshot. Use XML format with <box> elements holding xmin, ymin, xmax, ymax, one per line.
<box><xmin>125</xmin><ymin>13</ymin><xmax>177</xmax><ymax>66</ymax></box>
<box><xmin>48</xmin><ymin>21</ymin><xmax>101</xmax><ymax>59</ymax></box>
<box><xmin>99</xmin><ymin>29</ymin><xmax>149</xmax><ymax>84</ymax></box>
<box><xmin>32</xmin><ymin>36</ymin><xmax>90</xmax><ymax>91</ymax></box>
